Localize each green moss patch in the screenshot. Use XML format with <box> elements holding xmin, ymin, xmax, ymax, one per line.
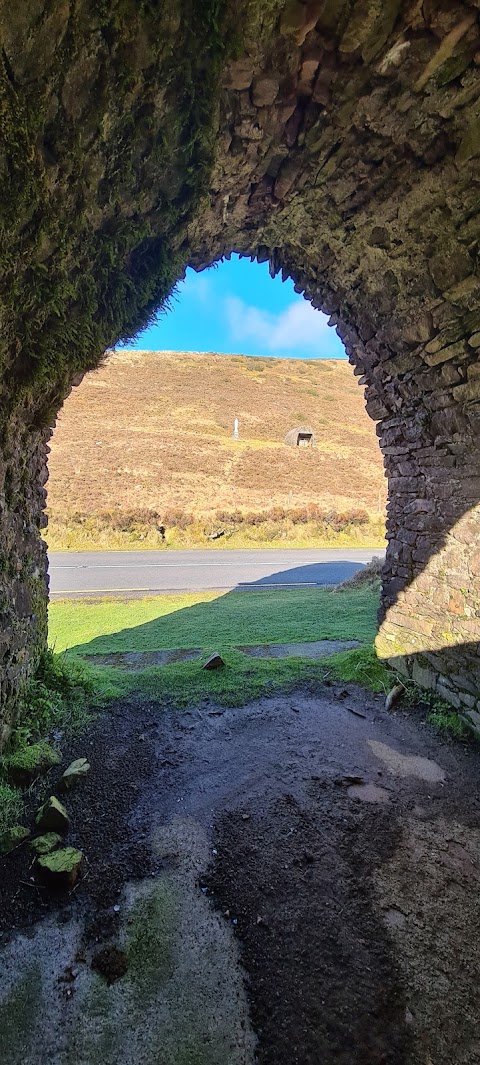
<box><xmin>127</xmin><ymin>882</ymin><xmax>178</xmax><ymax>1006</ymax></box>
<box><xmin>0</xmin><ymin>650</ymin><xmax>96</xmax><ymax>838</ymax></box>
<box><xmin>0</xmin><ymin>966</ymin><xmax>41</xmax><ymax>1065</ymax></box>
<box><xmin>4</xmin><ymin>742</ymin><xmax>60</xmax><ymax>786</ymax></box>
<box><xmin>37</xmin><ymin>846</ymin><xmax>82</xmax><ymax>874</ymax></box>
<box><xmin>0</xmin><ymin>824</ymin><xmax>30</xmax><ymax>854</ymax></box>
<box><xmin>326</xmin><ymin>645</ymin><xmax>393</xmax><ymax>693</ymax></box>
<box><xmin>37</xmin><ymin>847</ymin><xmax>83</xmax><ymax>890</ymax></box>
<box><xmin>30</xmin><ymin>832</ymin><xmax>62</xmax><ymax>855</ymax></box>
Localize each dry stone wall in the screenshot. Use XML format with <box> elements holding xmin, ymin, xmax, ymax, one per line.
<box><xmin>0</xmin><ymin>0</ymin><xmax>479</xmax><ymax>736</ymax></box>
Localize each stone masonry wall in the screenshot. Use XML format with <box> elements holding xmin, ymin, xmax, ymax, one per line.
<box><xmin>0</xmin><ymin>0</ymin><xmax>479</xmax><ymax>736</ymax></box>
<box><xmin>0</xmin><ymin>416</ymin><xmax>50</xmax><ymax>746</ymax></box>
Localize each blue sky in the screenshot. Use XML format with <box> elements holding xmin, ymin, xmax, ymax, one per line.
<box><xmin>123</xmin><ymin>254</ymin><xmax>346</xmax><ymax>360</ymax></box>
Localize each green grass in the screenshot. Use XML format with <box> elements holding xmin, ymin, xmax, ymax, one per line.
<box><xmin>15</xmin><ymin>650</ymin><xmax>96</xmax><ymax>746</ymax></box>
<box><xmin>0</xmin><ymin>782</ymin><xmax>24</xmax><ymax>835</ymax></box>
<box><xmin>427</xmin><ymin>708</ymin><xmax>470</xmax><ymax>739</ymax></box>
<box><xmin>47</xmin><ymin>585</ymin><xmax>381</xmax><ymax>709</ymax></box>
<box><xmin>325</xmin><ymin>645</ymin><xmax>393</xmax><ymax>693</ymax></box>
<box><xmin>82</xmin><ymin>652</ymin><xmax>350</xmax><ymax>708</ymax></box>
<box><xmin>49</xmin><ymin>586</ymin><xmax>379</xmax><ymax>655</ymax></box>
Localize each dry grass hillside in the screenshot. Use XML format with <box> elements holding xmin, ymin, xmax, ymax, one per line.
<box><xmin>46</xmin><ymin>350</ymin><xmax>387</xmax><ymax>549</ymax></box>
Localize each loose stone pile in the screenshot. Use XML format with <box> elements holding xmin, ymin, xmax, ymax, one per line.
<box><xmin>0</xmin><ymin>750</ymin><xmax>89</xmax><ymax>890</ymax></box>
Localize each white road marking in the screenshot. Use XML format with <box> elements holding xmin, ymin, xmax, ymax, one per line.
<box><xmin>51</xmin><ymin>582</ymin><xmax>319</xmax><ymax>594</ymax></box>
<box><xmin>53</xmin><ymin>559</ymin><xmax>350</xmax><ymax>570</ymax></box>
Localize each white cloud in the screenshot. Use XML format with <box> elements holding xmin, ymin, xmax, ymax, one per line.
<box><xmin>224</xmin><ymin>295</ymin><xmax>331</xmax><ymax>354</ymax></box>
<box><xmin>184</xmin><ymin>271</ymin><xmax>212</xmax><ymax>305</ymax></box>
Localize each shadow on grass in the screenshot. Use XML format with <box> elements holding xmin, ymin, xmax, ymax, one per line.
<box><xmin>49</xmin><ymin>568</ymin><xmax>383</xmax><ymax>708</ymax></box>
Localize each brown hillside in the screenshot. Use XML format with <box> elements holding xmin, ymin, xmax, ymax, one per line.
<box><xmin>47</xmin><ymin>350</ymin><xmax>386</xmax><ymax>520</ymax></box>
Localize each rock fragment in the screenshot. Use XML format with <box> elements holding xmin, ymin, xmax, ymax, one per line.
<box><xmin>35</xmin><ymin>796</ymin><xmax>70</xmax><ymax>834</ymax></box>
<box><xmin>31</xmin><ymin>832</ymin><xmax>62</xmax><ymax>855</ymax></box>
<box><xmin>385</xmin><ymin>684</ymin><xmax>405</xmax><ymax>712</ymax></box>
<box><xmin>202</xmin><ymin>652</ymin><xmax>225</xmax><ymax>671</ymax></box>
<box><xmin>58</xmin><ymin>757</ymin><xmax>90</xmax><ymax>791</ymax></box>
<box><xmin>37</xmin><ymin>847</ymin><xmax>83</xmax><ymax>889</ymax></box>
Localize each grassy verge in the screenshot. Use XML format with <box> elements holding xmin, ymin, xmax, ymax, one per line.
<box><xmin>45</xmin><ymin>509</ymin><xmax>386</xmax><ymax>552</ymax></box>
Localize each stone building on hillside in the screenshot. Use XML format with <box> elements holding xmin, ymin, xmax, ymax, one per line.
<box><xmin>284</xmin><ymin>426</ymin><xmax>316</xmax><ymax>448</ymax></box>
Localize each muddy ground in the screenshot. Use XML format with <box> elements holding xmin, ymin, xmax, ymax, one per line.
<box><xmin>1</xmin><ymin>680</ymin><xmax>480</xmax><ymax>1064</ymax></box>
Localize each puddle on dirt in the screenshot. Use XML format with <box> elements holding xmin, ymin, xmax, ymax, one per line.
<box><xmin>383</xmin><ymin>908</ymin><xmax>407</xmax><ymax>930</ymax></box>
<box><xmin>0</xmin><ymin>818</ymin><xmax>256</xmax><ymax>1065</ymax></box>
<box><xmin>2</xmin><ymin>686</ymin><xmax>480</xmax><ymax>1065</ymax></box>
<box><xmin>347</xmin><ymin>783</ymin><xmax>391</xmax><ymax>803</ymax></box>
<box><xmin>368</xmin><ymin>740</ymin><xmax>446</xmax><ymax>783</ymax></box>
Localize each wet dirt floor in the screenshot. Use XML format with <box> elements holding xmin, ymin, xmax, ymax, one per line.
<box><xmin>1</xmin><ymin>680</ymin><xmax>480</xmax><ymax>1065</ymax></box>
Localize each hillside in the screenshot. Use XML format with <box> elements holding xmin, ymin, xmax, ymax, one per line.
<box><xmin>46</xmin><ymin>350</ymin><xmax>387</xmax><ymax>549</ymax></box>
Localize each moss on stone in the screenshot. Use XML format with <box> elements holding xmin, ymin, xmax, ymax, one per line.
<box><xmin>0</xmin><ymin>823</ymin><xmax>30</xmax><ymax>854</ymax></box>
<box><xmin>4</xmin><ymin>741</ymin><xmax>60</xmax><ymax>785</ymax></box>
<box><xmin>35</xmin><ymin>795</ymin><xmax>69</xmax><ymax>834</ymax></box>
<box><xmin>37</xmin><ymin>846</ymin><xmax>82</xmax><ymax>874</ymax></box>
<box><xmin>126</xmin><ymin>881</ymin><xmax>178</xmax><ymax>1006</ymax></box>
<box><xmin>30</xmin><ymin>831</ymin><xmax>62</xmax><ymax>855</ymax></box>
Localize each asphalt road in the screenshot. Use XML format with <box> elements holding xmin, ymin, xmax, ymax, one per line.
<box><xmin>48</xmin><ymin>548</ymin><xmax>385</xmax><ymax>597</ymax></box>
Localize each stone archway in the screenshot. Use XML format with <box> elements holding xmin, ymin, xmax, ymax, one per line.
<box><xmin>0</xmin><ymin>0</ymin><xmax>479</xmax><ymax>739</ymax></box>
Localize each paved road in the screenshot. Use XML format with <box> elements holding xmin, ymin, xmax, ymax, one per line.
<box><xmin>48</xmin><ymin>548</ymin><xmax>385</xmax><ymax>597</ymax></box>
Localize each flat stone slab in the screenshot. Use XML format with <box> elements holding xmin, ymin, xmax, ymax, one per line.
<box><xmin>85</xmin><ymin>648</ymin><xmax>203</xmax><ymax>670</ymax></box>
<box><xmin>85</xmin><ymin>640</ymin><xmax>359</xmax><ymax>670</ymax></box>
<box><xmin>237</xmin><ymin>639</ymin><xmax>360</xmax><ymax>659</ymax></box>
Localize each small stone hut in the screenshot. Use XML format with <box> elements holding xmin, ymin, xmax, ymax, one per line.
<box><xmin>284</xmin><ymin>426</ymin><xmax>316</xmax><ymax>448</ymax></box>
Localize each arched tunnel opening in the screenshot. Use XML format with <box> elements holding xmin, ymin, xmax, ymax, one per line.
<box><xmin>45</xmin><ymin>252</ymin><xmax>386</xmax><ymax>557</ymax></box>
<box><xmin>1</xmin><ymin>4</ymin><xmax>480</xmax><ymax>1063</ymax></box>
<box><xmin>2</xmin><ymin>0</ymin><xmax>480</xmax><ymax>742</ymax></box>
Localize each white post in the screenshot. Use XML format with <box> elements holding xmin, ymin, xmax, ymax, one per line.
<box><xmin>233</xmin><ymin>417</ymin><xmax>239</xmax><ymax>439</ymax></box>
